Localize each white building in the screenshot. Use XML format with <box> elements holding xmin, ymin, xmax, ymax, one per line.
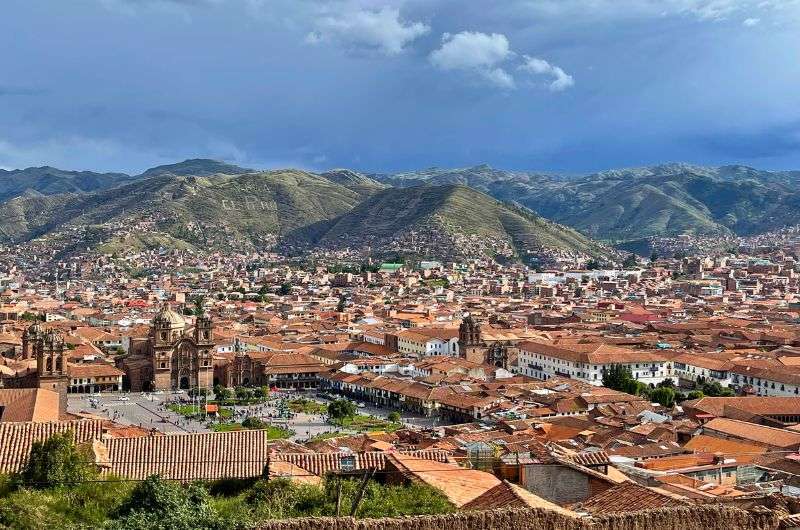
<box><xmin>397</xmin><ymin>328</ymin><xmax>459</xmax><ymax>357</ymax></box>
<box><xmin>517</xmin><ymin>341</ymin><xmax>672</xmax><ymax>387</ymax></box>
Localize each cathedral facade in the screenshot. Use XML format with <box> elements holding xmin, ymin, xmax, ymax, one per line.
<box><xmin>121</xmin><ymin>305</ymin><xmax>215</xmax><ymax>392</ymax></box>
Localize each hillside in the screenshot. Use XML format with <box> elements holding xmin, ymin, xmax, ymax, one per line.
<box><xmin>379</xmin><ymin>163</ymin><xmax>800</xmax><ymax>241</ymax></box>
<box><xmin>0</xmin><ymin>170</ymin><xmax>367</xmax><ymax>253</ymax></box>
<box><xmin>316</xmin><ymin>185</ymin><xmax>609</xmax><ymax>262</ymax></box>
<box><xmin>0</xmin><ymin>166</ymin><xmax>135</xmax><ymax>203</ymax></box>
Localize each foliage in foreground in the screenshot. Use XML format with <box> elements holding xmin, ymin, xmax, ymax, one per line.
<box><xmin>0</xmin><ymin>475</ymin><xmax>453</xmax><ymax>529</ymax></box>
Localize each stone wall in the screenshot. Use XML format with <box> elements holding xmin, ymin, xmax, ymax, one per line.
<box><xmin>253</xmin><ymin>506</ymin><xmax>778</xmax><ymax>530</ymax></box>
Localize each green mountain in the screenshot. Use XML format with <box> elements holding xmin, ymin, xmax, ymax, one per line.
<box><xmin>0</xmin><ymin>166</ymin><xmax>135</xmax><ymax>203</ymax></box>
<box><xmin>375</xmin><ymin>163</ymin><xmax>800</xmax><ymax>242</ymax></box>
<box><xmin>137</xmin><ymin>158</ymin><xmax>253</xmax><ymax>178</ymax></box>
<box><xmin>315</xmin><ymin>184</ymin><xmax>609</xmax><ymax>261</ymax></box>
<box><xmin>0</xmin><ymin>170</ymin><xmax>367</xmax><ymax>254</ymax></box>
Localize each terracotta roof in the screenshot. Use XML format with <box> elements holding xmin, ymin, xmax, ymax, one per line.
<box><xmin>102</xmin><ymin>430</ymin><xmax>270</xmax><ymax>481</ymax></box>
<box><xmin>0</xmin><ymin>419</ymin><xmax>106</xmax><ymax>473</ymax></box>
<box><xmin>703</xmin><ymin>418</ymin><xmax>800</xmax><ymax>449</ymax></box>
<box><xmin>462</xmin><ymin>480</ymin><xmax>578</xmax><ymax>516</ymax></box>
<box><xmin>0</xmin><ymin>388</ymin><xmax>60</xmax><ymax>423</ymax></box>
<box><xmin>384</xmin><ymin>453</ymin><xmax>500</xmax><ymax>508</ymax></box>
<box><xmin>683</xmin><ymin>396</ymin><xmax>800</xmax><ymax>417</ymax></box>
<box><xmin>576</xmin><ymin>482</ymin><xmax>690</xmax><ymax>514</ymax></box>
<box><xmin>271</xmin><ymin>450</ymin><xmax>450</xmax><ymax>477</ymax></box>
<box><xmin>683</xmin><ymin>434</ymin><xmax>767</xmax><ymax>462</ymax></box>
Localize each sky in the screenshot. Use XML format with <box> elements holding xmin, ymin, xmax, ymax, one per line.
<box><xmin>2</xmin><ymin>0</ymin><xmax>800</xmax><ymax>175</ymax></box>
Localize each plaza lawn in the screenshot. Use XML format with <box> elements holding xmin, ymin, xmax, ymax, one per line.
<box><xmin>168</xmin><ymin>403</ymin><xmax>232</xmax><ymax>420</ymax></box>
<box><xmin>332</xmin><ymin>414</ymin><xmax>402</xmax><ymax>433</ymax></box>
<box><xmin>287</xmin><ymin>398</ymin><xmax>327</xmax><ymax>414</ymax></box>
<box><xmin>211</xmin><ymin>423</ymin><xmax>294</xmax><ymax>439</ymax></box>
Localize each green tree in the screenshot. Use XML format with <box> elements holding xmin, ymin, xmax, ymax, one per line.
<box><xmin>241</xmin><ymin>417</ymin><xmax>267</xmax><ymax>430</ymax></box>
<box><xmin>192</xmin><ymin>296</ymin><xmax>206</xmax><ymax>316</ymax></box>
<box><xmin>111</xmin><ymin>476</ymin><xmax>220</xmax><ymax>530</ymax></box>
<box><xmin>16</xmin><ymin>432</ymin><xmax>97</xmax><ymax>489</ymax></box>
<box><xmin>336</xmin><ymin>295</ymin><xmax>346</xmax><ymax>313</ymax></box>
<box><xmin>235</xmin><ymin>387</ymin><xmax>254</xmax><ymax>402</ymax></box>
<box><xmin>601</xmin><ymin>364</ymin><xmax>632</xmax><ymax>391</ymax></box>
<box><xmin>214</xmin><ymin>386</ymin><xmax>232</xmax><ymax>401</ymax></box>
<box><xmin>327</xmin><ymin>399</ymin><xmax>357</xmax><ymax>424</ymax></box>
<box><xmin>387</xmin><ymin>411</ymin><xmax>401</xmax><ymax>423</ymax></box>
<box><xmin>278</xmin><ymin>283</ymin><xmax>292</xmax><ymax>296</ymax></box>
<box><xmin>650</xmin><ymin>250</ymin><xmax>659</xmax><ymax>262</ymax></box>
<box><xmin>650</xmin><ymin>386</ymin><xmax>676</xmax><ymax>407</ymax></box>
<box><xmin>700</xmin><ymin>381</ymin><xmax>734</xmax><ymax>397</ymax></box>
<box><xmin>686</xmin><ymin>390</ymin><xmax>705</xmax><ymax>400</ymax></box>
<box><xmin>657</xmin><ymin>378</ymin><xmax>675</xmax><ymax>388</ymax></box>
<box><xmin>623</xmin><ymin>254</ymin><xmax>638</xmax><ymax>268</ymax></box>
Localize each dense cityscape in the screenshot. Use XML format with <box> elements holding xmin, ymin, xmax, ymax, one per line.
<box><xmin>5</xmin><ymin>228</ymin><xmax>800</xmax><ymax>528</ymax></box>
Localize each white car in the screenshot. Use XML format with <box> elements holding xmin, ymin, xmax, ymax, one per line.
<box><xmin>118</xmin><ymin>396</ymin><xmax>130</xmax><ymax>401</ymax></box>
<box><xmin>357</xmin><ymin>402</ymin><xmax>366</xmax><ymax>408</ymax></box>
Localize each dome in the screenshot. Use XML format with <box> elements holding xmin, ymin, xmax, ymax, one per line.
<box><xmin>153</xmin><ymin>303</ymin><xmax>186</xmax><ymax>329</ymax></box>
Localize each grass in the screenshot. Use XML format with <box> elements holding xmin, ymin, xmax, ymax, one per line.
<box><xmin>210</xmin><ymin>423</ymin><xmax>294</xmax><ymax>439</ymax></box>
<box><xmin>168</xmin><ymin>403</ymin><xmax>232</xmax><ymax>420</ymax></box>
<box><xmin>287</xmin><ymin>398</ymin><xmax>327</xmax><ymax>414</ymax></box>
<box><xmin>331</xmin><ymin>414</ymin><xmax>402</xmax><ymax>433</ymax></box>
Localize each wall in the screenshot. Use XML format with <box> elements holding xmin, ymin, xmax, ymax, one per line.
<box><xmin>252</xmin><ymin>505</ymin><xmax>778</xmax><ymax>530</ymax></box>
<box><xmin>521</xmin><ymin>464</ymin><xmax>593</xmax><ymax>505</ymax></box>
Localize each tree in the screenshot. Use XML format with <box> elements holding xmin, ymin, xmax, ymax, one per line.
<box><xmin>657</xmin><ymin>378</ymin><xmax>676</xmax><ymax>389</ymax></box>
<box><xmin>241</xmin><ymin>417</ymin><xmax>268</xmax><ymax>430</ymax></box>
<box><xmin>111</xmin><ymin>475</ymin><xmax>220</xmax><ymax>530</ymax></box>
<box><xmin>278</xmin><ymin>283</ymin><xmax>292</xmax><ymax>296</ymax></box>
<box><xmin>700</xmin><ymin>381</ymin><xmax>734</xmax><ymax>397</ymax></box>
<box><xmin>650</xmin><ymin>251</ymin><xmax>659</xmax><ymax>263</ymax></box>
<box><xmin>327</xmin><ymin>399</ymin><xmax>357</xmax><ymax>424</ymax></box>
<box><xmin>336</xmin><ymin>295</ymin><xmax>346</xmax><ymax>313</ymax></box>
<box><xmin>623</xmin><ymin>254</ymin><xmax>638</xmax><ymax>269</ymax></box>
<box><xmin>602</xmin><ymin>364</ymin><xmax>632</xmax><ymax>391</ymax></box>
<box><xmin>188</xmin><ymin>387</ymin><xmax>208</xmax><ymax>398</ymax></box>
<box><xmin>387</xmin><ymin>411</ymin><xmax>401</xmax><ymax>423</ymax></box>
<box><xmin>686</xmin><ymin>390</ymin><xmax>705</xmax><ymax>400</ymax></box>
<box><xmin>214</xmin><ymin>386</ymin><xmax>232</xmax><ymax>401</ymax></box>
<box><xmin>16</xmin><ymin>431</ymin><xmax>97</xmax><ymax>489</ymax></box>
<box><xmin>235</xmin><ymin>387</ymin><xmax>254</xmax><ymax>401</ymax></box>
<box><xmin>650</xmin><ymin>387</ymin><xmax>676</xmax><ymax>408</ymax></box>
<box><xmin>191</xmin><ymin>296</ymin><xmax>205</xmax><ymax>316</ymax></box>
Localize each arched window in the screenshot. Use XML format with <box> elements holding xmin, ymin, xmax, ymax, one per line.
<box><xmin>46</xmin><ymin>357</ymin><xmax>53</xmax><ymax>372</ymax></box>
<box><xmin>55</xmin><ymin>355</ymin><xmax>62</xmax><ymax>372</ymax></box>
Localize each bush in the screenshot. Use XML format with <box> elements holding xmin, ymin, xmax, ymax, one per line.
<box><xmin>111</xmin><ymin>476</ymin><xmax>222</xmax><ymax>530</ymax></box>
<box><xmin>16</xmin><ymin>432</ymin><xmax>97</xmax><ymax>489</ymax></box>
<box><xmin>387</xmin><ymin>412</ymin><xmax>401</xmax><ymax>423</ymax></box>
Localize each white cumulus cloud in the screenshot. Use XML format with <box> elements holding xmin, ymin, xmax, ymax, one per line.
<box><xmin>306</xmin><ymin>7</ymin><xmax>429</xmax><ymax>55</ymax></box>
<box><xmin>519</xmin><ymin>56</ymin><xmax>574</xmax><ymax>91</ymax></box>
<box><xmin>429</xmin><ymin>31</ymin><xmax>515</xmax><ymax>88</ymax></box>
<box><xmin>742</xmin><ymin>17</ymin><xmax>760</xmax><ymax>26</ymax></box>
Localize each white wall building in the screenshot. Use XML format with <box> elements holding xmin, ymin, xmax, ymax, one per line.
<box><xmin>517</xmin><ymin>342</ymin><xmax>672</xmax><ymax>387</ymax></box>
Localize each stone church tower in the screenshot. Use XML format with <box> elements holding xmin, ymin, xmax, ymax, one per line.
<box><xmin>21</xmin><ymin>323</ymin><xmax>69</xmax><ymax>413</ymax></box>
<box><xmin>459</xmin><ymin>314</ymin><xmax>486</xmax><ymax>364</ymax></box>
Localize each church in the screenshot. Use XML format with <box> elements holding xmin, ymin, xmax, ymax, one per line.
<box><xmin>458</xmin><ymin>314</ymin><xmax>513</xmax><ymax>370</ymax></box>
<box><xmin>0</xmin><ymin>322</ymin><xmax>70</xmax><ymax>415</ymax></box>
<box><xmin>119</xmin><ymin>304</ymin><xmax>215</xmax><ymax>392</ymax></box>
